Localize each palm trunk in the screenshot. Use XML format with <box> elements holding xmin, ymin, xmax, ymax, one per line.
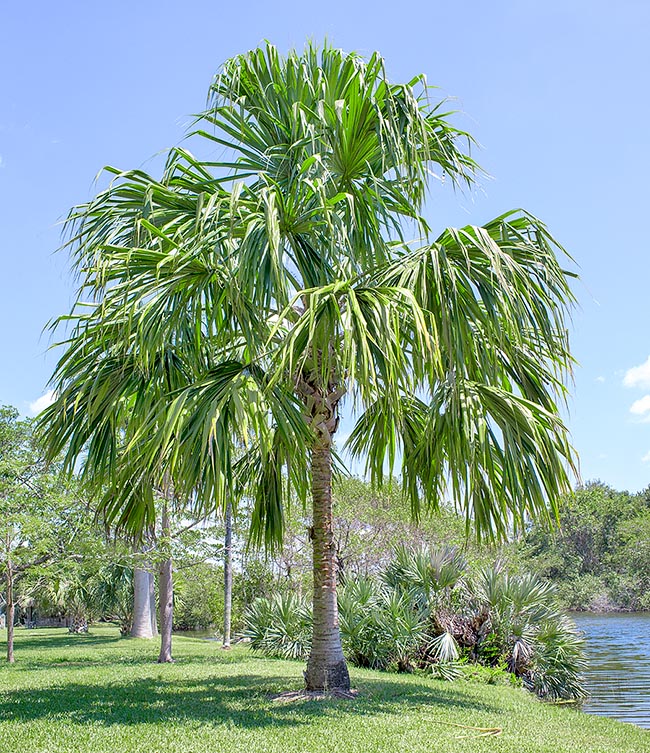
<box><xmin>222</xmin><ymin>500</ymin><xmax>233</xmax><ymax>649</ymax></box>
<box><xmin>131</xmin><ymin>567</ymin><xmax>154</xmax><ymax>638</ymax></box>
<box><xmin>6</xmin><ymin>557</ymin><xmax>14</xmax><ymax>663</ymax></box>
<box><xmin>149</xmin><ymin>569</ymin><xmax>158</xmax><ymax>636</ymax></box>
<box><xmin>158</xmin><ymin>500</ymin><xmax>173</xmax><ymax>663</ymax></box>
<box><xmin>304</xmin><ymin>440</ymin><xmax>350</xmax><ymax>691</ymax></box>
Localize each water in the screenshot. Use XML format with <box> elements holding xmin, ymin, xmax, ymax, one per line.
<box><xmin>572</xmin><ymin>612</ymin><xmax>650</xmax><ymax>729</ymax></box>
<box><xmin>172</xmin><ymin>629</ymin><xmax>219</xmax><ymax>640</ymax></box>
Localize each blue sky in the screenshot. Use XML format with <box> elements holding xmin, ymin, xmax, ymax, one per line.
<box><xmin>2</xmin><ymin>0</ymin><xmax>649</xmax><ymax>491</ymax></box>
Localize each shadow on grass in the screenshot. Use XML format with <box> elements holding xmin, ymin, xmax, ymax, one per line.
<box><xmin>8</xmin><ymin>630</ymin><xmax>123</xmax><ymax>652</ymax></box>
<box><xmin>1</xmin><ymin>672</ymin><xmax>500</xmax><ymax>730</ymax></box>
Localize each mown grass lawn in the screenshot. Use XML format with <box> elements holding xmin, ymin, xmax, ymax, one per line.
<box><xmin>0</xmin><ymin>626</ymin><xmax>647</xmax><ymax>753</ymax></box>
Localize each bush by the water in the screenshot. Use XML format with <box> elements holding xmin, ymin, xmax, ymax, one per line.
<box><xmin>244</xmin><ymin>545</ymin><xmax>587</xmax><ymax>701</ymax></box>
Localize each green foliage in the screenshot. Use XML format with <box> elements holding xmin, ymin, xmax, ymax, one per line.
<box><xmin>339</xmin><ymin>577</ymin><xmax>430</xmax><ymax>671</ymax></box>
<box><xmin>523</xmin><ymin>617</ymin><xmax>587</xmax><ymax>701</ymax></box>
<box><xmin>41</xmin><ymin>42</ymin><xmax>577</xmax><ymax>551</ymax></box>
<box><xmin>0</xmin><ymin>406</ymin><xmax>104</xmax><ymax>638</ymax></box>
<box><xmin>524</xmin><ymin>482</ymin><xmax>650</xmax><ymax>611</ymax></box>
<box><xmin>245</xmin><ymin>545</ymin><xmax>586</xmax><ymax>700</ymax></box>
<box><xmin>173</xmin><ymin>562</ymin><xmax>224</xmax><ymax>631</ymax></box>
<box><xmin>243</xmin><ymin>592</ymin><xmax>312</xmax><ymax>660</ymax></box>
<box><xmin>90</xmin><ymin>564</ymin><xmax>134</xmax><ymax>635</ymax></box>
<box><xmin>471</xmin><ymin>566</ymin><xmax>587</xmax><ymax>700</ymax></box>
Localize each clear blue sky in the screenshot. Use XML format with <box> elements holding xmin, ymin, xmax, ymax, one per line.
<box><xmin>2</xmin><ymin>0</ymin><xmax>649</xmax><ymax>491</ymax></box>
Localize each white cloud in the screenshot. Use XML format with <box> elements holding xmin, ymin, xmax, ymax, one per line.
<box><xmin>623</xmin><ymin>356</ymin><xmax>650</xmax><ymax>389</ymax></box>
<box><xmin>629</xmin><ymin>396</ymin><xmax>650</xmax><ymax>423</ymax></box>
<box><xmin>643</xmin><ymin>451</ymin><xmax>650</xmax><ymax>464</ymax></box>
<box><xmin>595</xmin><ymin>376</ymin><xmax>606</xmax><ymax>383</ymax></box>
<box><xmin>0</xmin><ymin>154</ymin><xmax>4</xmax><ymax>168</ymax></box>
<box><xmin>630</xmin><ymin>395</ymin><xmax>650</xmax><ymax>416</ymax></box>
<box><xmin>29</xmin><ymin>390</ymin><xmax>56</xmax><ymax>416</ymax></box>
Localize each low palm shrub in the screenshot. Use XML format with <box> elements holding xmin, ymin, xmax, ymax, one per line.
<box><xmin>471</xmin><ymin>566</ymin><xmax>587</xmax><ymax>700</ymax></box>
<box><xmin>243</xmin><ymin>592</ymin><xmax>311</xmax><ymax>660</ymax></box>
<box><xmin>244</xmin><ymin>547</ymin><xmax>587</xmax><ymax>699</ymax></box>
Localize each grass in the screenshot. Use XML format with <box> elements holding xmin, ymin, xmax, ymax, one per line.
<box><xmin>0</xmin><ymin>626</ymin><xmax>647</xmax><ymax>753</ymax></box>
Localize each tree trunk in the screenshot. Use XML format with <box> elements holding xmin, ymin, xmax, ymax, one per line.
<box><xmin>304</xmin><ymin>440</ymin><xmax>350</xmax><ymax>691</ymax></box>
<box><xmin>131</xmin><ymin>567</ymin><xmax>154</xmax><ymax>638</ymax></box>
<box><xmin>222</xmin><ymin>500</ymin><xmax>233</xmax><ymax>649</ymax></box>
<box><xmin>158</xmin><ymin>500</ymin><xmax>173</xmax><ymax>663</ymax></box>
<box><xmin>149</xmin><ymin>569</ymin><xmax>158</xmax><ymax>636</ymax></box>
<box><xmin>6</xmin><ymin>558</ymin><xmax>14</xmax><ymax>663</ymax></box>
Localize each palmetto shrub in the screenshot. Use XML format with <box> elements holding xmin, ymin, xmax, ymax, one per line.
<box><xmin>472</xmin><ymin>566</ymin><xmax>587</xmax><ymax>700</ymax></box>
<box><xmin>244</xmin><ymin>547</ymin><xmax>587</xmax><ymax>699</ymax></box>
<box><xmin>243</xmin><ymin>592</ymin><xmax>311</xmax><ymax>660</ymax></box>
<box><xmin>338</xmin><ymin>578</ymin><xmax>430</xmax><ymax>671</ymax></box>
<box><xmin>522</xmin><ymin>616</ymin><xmax>588</xmax><ymax>700</ymax></box>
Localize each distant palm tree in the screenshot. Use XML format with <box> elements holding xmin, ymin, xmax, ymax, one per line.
<box><xmin>40</xmin><ymin>42</ymin><xmax>577</xmax><ymax>691</ymax></box>
<box><xmin>39</xmin><ymin>323</ymin><xmax>191</xmax><ymax>659</ymax></box>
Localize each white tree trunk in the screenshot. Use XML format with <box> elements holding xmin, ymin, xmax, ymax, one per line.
<box><xmin>149</xmin><ymin>570</ymin><xmax>158</xmax><ymax>636</ymax></box>
<box><xmin>131</xmin><ymin>568</ymin><xmax>154</xmax><ymax>639</ymax></box>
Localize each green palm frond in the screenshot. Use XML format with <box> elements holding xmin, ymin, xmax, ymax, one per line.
<box><xmin>40</xmin><ymin>41</ymin><xmax>577</xmax><ymax>551</ymax></box>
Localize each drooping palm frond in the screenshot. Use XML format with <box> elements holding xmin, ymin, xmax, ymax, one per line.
<box><xmin>40</xmin><ymin>41</ymin><xmax>577</xmax><ymax>553</ymax></box>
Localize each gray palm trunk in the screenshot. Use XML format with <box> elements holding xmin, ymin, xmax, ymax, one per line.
<box><xmin>222</xmin><ymin>500</ymin><xmax>233</xmax><ymax>649</ymax></box>
<box><xmin>303</xmin><ymin>386</ymin><xmax>350</xmax><ymax>692</ymax></box>
<box><xmin>149</xmin><ymin>570</ymin><xmax>158</xmax><ymax>636</ymax></box>
<box><xmin>158</xmin><ymin>501</ymin><xmax>173</xmax><ymax>662</ymax></box>
<box><xmin>131</xmin><ymin>567</ymin><xmax>154</xmax><ymax>638</ymax></box>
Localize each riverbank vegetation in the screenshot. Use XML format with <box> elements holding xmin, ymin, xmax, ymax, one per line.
<box><xmin>1</xmin><ymin>626</ymin><xmax>646</xmax><ymax>753</ymax></box>
<box><xmin>526</xmin><ymin>483</ymin><xmax>650</xmax><ymax>611</ymax></box>
<box><xmin>245</xmin><ymin>546</ymin><xmax>587</xmax><ymax>700</ymax></box>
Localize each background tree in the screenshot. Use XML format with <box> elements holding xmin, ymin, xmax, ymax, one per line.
<box><xmin>525</xmin><ymin>482</ymin><xmax>650</xmax><ymax>610</ymax></box>
<box><xmin>0</xmin><ymin>406</ymin><xmax>92</xmax><ymax>660</ymax></box>
<box><xmin>40</xmin><ymin>43</ymin><xmax>577</xmax><ymax>691</ymax></box>
<box><xmin>38</xmin><ymin>316</ymin><xmax>202</xmax><ymax>658</ymax></box>
<box><xmin>222</xmin><ymin>501</ymin><xmax>233</xmax><ymax>649</ymax></box>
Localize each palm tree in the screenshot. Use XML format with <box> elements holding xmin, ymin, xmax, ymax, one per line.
<box><xmin>39</xmin><ymin>317</ymin><xmax>191</xmax><ymax>659</ymax></box>
<box><xmin>41</xmin><ymin>42</ymin><xmax>577</xmax><ymax>691</ymax></box>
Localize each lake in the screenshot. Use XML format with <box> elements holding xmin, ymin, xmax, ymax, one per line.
<box><xmin>572</xmin><ymin>612</ymin><xmax>650</xmax><ymax>729</ymax></box>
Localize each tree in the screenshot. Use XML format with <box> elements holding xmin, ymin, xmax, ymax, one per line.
<box><xmin>0</xmin><ymin>407</ymin><xmax>90</xmax><ymax>660</ymax></box>
<box><xmin>222</xmin><ymin>500</ymin><xmax>233</xmax><ymax>649</ymax></box>
<box><xmin>40</xmin><ymin>43</ymin><xmax>577</xmax><ymax>691</ymax></box>
<box><xmin>39</xmin><ymin>320</ymin><xmax>197</xmax><ymax>659</ymax></box>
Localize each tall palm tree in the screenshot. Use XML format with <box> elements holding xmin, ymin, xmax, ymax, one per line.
<box><xmin>41</xmin><ymin>42</ymin><xmax>577</xmax><ymax>691</ymax></box>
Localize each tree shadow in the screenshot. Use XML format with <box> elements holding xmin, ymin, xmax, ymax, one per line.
<box><xmin>7</xmin><ymin>630</ymin><xmax>123</xmax><ymax>652</ymax></box>
<box><xmin>1</xmin><ymin>672</ymin><xmax>501</xmax><ymax>730</ymax></box>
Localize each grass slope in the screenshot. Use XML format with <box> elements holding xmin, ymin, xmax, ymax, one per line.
<box><xmin>0</xmin><ymin>626</ymin><xmax>647</xmax><ymax>753</ymax></box>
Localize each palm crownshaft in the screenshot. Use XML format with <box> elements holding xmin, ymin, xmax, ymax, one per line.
<box><xmin>40</xmin><ymin>42</ymin><xmax>577</xmax><ymax>691</ymax></box>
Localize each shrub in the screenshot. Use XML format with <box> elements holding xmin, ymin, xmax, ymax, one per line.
<box><xmin>173</xmin><ymin>562</ymin><xmax>224</xmax><ymax>631</ymax></box>
<box><xmin>243</xmin><ymin>547</ymin><xmax>587</xmax><ymax>700</ymax></box>
<box><xmin>243</xmin><ymin>592</ymin><xmax>311</xmax><ymax>660</ymax></box>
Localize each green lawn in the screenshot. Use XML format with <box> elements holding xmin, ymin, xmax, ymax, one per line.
<box><xmin>0</xmin><ymin>626</ymin><xmax>647</xmax><ymax>753</ymax></box>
